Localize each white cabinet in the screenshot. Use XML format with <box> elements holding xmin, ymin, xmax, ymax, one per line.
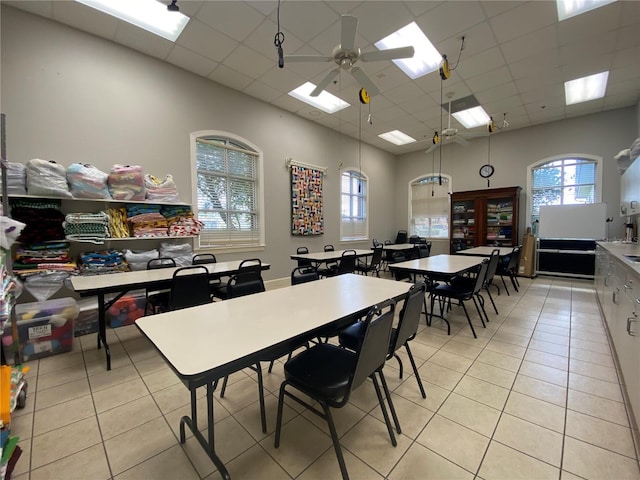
<box><xmin>621</xmin><ymin>157</ymin><xmax>640</xmax><ymax>216</ymax></box>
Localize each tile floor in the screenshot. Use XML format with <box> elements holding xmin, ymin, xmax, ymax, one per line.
<box><xmin>8</xmin><ymin>274</ymin><xmax>640</xmax><ymax>480</ymax></box>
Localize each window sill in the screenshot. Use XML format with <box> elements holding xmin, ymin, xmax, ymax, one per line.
<box><xmin>195</xmin><ymin>244</ymin><xmax>265</xmax><ymax>255</ymax></box>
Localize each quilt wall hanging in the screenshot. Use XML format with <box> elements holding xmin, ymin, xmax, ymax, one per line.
<box><xmin>290</xmin><ymin>163</ymin><xmax>324</xmax><ymax>236</ymax></box>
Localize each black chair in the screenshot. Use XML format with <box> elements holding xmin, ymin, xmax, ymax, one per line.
<box><xmin>168</xmin><ymin>266</ymin><xmax>212</xmax><ymax>311</ymax></box>
<box><xmin>192</xmin><ymin>253</ymin><xmax>222</xmax><ymax>292</ymax></box>
<box><xmin>291</xmin><ymin>266</ymin><xmax>320</xmax><ymax>285</ymax></box>
<box><xmin>295</xmin><ymin>246</ymin><xmax>314</xmax><ymax>272</ymax></box>
<box><xmin>326</xmin><ymin>249</ymin><xmax>357</xmax><ymax>276</ymax></box>
<box><xmin>496</xmin><ymin>245</ymin><xmax>522</xmax><ymax>295</ymax></box>
<box><xmin>409</xmin><ymin>234</ymin><xmax>420</xmax><ymax>244</ymax></box>
<box><xmin>395</xmin><ymin>230</ymin><xmax>408</xmax><ymax>244</ymax></box>
<box><xmin>355</xmin><ymin>245</ymin><xmax>383</xmax><ymax>277</ymax></box>
<box><xmin>339</xmin><ymin>282</ymin><xmax>428</xmax><ymax>401</ymax></box>
<box><xmin>418</xmin><ymin>242</ymin><xmax>431</xmax><ymax>258</ymax></box>
<box><xmin>212</xmin><ymin>258</ymin><xmax>265</xmax><ymax>300</ymax></box>
<box><xmin>145</xmin><ymin>257</ymin><xmax>176</xmax><ymax>315</ymax></box>
<box><xmin>274</xmin><ymin>300</ymin><xmax>398</xmax><ymax>480</ymax></box>
<box><xmin>450</xmin><ymin>249</ymin><xmax>501</xmax><ymax>315</ymax></box>
<box><xmin>429</xmin><ymin>259</ymin><xmax>490</xmax><ymax>338</ymax></box>
<box><xmin>317</xmin><ymin>245</ymin><xmax>339</xmax><ymax>277</ymax></box>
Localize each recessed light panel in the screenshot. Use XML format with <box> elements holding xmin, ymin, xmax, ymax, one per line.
<box><xmin>452</xmin><ymin>106</ymin><xmax>491</xmax><ymax>129</ymax></box>
<box><xmin>75</xmin><ymin>0</ymin><xmax>190</xmax><ymax>42</ymax></box>
<box><xmin>556</xmin><ymin>0</ymin><xmax>617</xmax><ymax>21</ymax></box>
<box><xmin>378</xmin><ymin>130</ymin><xmax>416</xmax><ymax>146</ymax></box>
<box><xmin>375</xmin><ymin>22</ymin><xmax>441</xmax><ymax>80</ymax></box>
<box><xmin>289</xmin><ymin>82</ymin><xmax>350</xmax><ymax>114</ymax></box>
<box><xmin>564</xmin><ymin>71</ymin><xmax>609</xmax><ymax>105</ymax></box>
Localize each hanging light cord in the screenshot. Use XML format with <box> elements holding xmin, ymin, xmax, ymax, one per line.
<box><xmin>449</xmin><ymin>35</ymin><xmax>466</xmax><ymax>71</ymax></box>
<box><xmin>438</xmin><ymin>78</ymin><xmax>443</xmax><ymax>185</ymax></box>
<box><xmin>274</xmin><ymin>0</ymin><xmax>285</xmax><ymax>68</ymax></box>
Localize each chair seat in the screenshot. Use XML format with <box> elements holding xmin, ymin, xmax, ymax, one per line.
<box><xmin>285</xmin><ymin>344</ymin><xmax>356</xmax><ymax>401</ymax></box>
<box><xmin>432</xmin><ymin>283</ymin><xmax>471</xmax><ymax>299</ymax></box>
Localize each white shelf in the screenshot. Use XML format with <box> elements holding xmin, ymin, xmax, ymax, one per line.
<box><xmin>8</xmin><ymin>193</ymin><xmax>190</xmax><ymax>207</ymax></box>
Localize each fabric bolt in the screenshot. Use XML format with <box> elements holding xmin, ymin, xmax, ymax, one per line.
<box><xmin>79</xmin><ymin>250</ymin><xmax>129</xmax><ymax>275</ymax></box>
<box><xmin>108</xmin><ymin>164</ymin><xmax>145</xmax><ymax>201</ymax></box>
<box><xmin>107</xmin><ymin>208</ymin><xmax>129</xmax><ymax>238</ymax></box>
<box><xmin>10</xmin><ymin>206</ymin><xmax>65</xmax><ymax>245</ymax></box>
<box><xmin>144</xmin><ymin>174</ymin><xmax>180</xmax><ymax>203</ymax></box>
<box><xmin>66</xmin><ymin>163</ymin><xmax>111</xmax><ymax>199</ymax></box>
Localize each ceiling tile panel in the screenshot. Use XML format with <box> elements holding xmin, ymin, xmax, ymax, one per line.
<box><xmin>508</xmin><ymin>49</ymin><xmax>561</xmax><ymax>79</ymax></box>
<box><xmin>474</xmin><ymin>81</ymin><xmax>518</xmax><ymax>104</ymax></box>
<box><xmin>437</xmin><ymin>22</ymin><xmax>498</xmax><ymax>60</ymax></box>
<box><xmin>258</xmin><ymin>66</ymin><xmax>307</xmax><ymax>94</ymax></box>
<box><xmin>465</xmin><ymin>66</ymin><xmax>513</xmax><ymax>94</ymax></box>
<box><xmin>557</xmin><ymin>2</ymin><xmax>621</xmax><ymax>44</ymax></box>
<box><xmin>222</xmin><ymin>45</ymin><xmax>273</xmax><ymax>79</ymax></box>
<box><xmin>349</xmin><ymin>2</ymin><xmax>414</xmax><ymax>43</ymax></box>
<box><xmin>197</xmin><ymin>1</ymin><xmax>266</xmax><ymax>42</ymax></box>
<box><xmin>208</xmin><ymin>64</ymin><xmax>254</xmax><ymax>90</ymax></box>
<box><xmin>559</xmin><ymin>30</ymin><xmax>618</xmax><ymax>65</ymax></box>
<box><xmin>480</xmin><ymin>1</ymin><xmax>521</xmax><ymax>19</ymax></box>
<box><xmin>499</xmin><ymin>24</ymin><xmax>558</xmax><ymax>64</ymax></box>
<box><xmin>243</xmin><ymin>80</ymin><xmax>281</xmax><ymax>103</ymax></box>
<box><xmin>113</xmin><ymin>23</ymin><xmax>174</xmax><ymax>61</ymax></box>
<box><xmin>455</xmin><ymin>47</ymin><xmax>505</xmax><ymax>79</ymax></box>
<box><xmin>177</xmin><ymin>20</ymin><xmax>238</xmax><ymax>63</ymax></box>
<box><xmin>278</xmin><ymin>2</ymin><xmax>339</xmax><ymax>42</ymax></box>
<box><xmin>489</xmin><ymin>1</ymin><xmax>556</xmax><ymax>43</ymax></box>
<box><xmin>415</xmin><ymin>1</ymin><xmax>486</xmax><ymax>44</ymax></box>
<box><xmin>52</xmin><ymin>1</ymin><xmax>119</xmax><ymax>40</ymax></box>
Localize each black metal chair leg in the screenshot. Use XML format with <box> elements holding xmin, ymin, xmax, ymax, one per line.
<box><xmin>472</xmin><ymin>296</ymin><xmax>487</xmax><ymax>328</ymax></box>
<box><xmin>460</xmin><ymin>302</ymin><xmax>477</xmax><ymax>338</ymax></box>
<box><xmin>371</xmin><ymin>374</ymin><xmax>398</xmax><ymax>446</ymax></box>
<box><xmin>405</xmin><ymin>344</ymin><xmax>426</xmax><ymax>399</ymax></box>
<box><xmin>501</xmin><ymin>275</ymin><xmax>510</xmax><ymax>296</ymax></box>
<box><xmin>255</xmin><ymin>363</ymin><xmax>267</xmax><ymax>433</ymax></box>
<box><xmin>377</xmin><ymin>370</ymin><xmax>401</xmax><ymax>435</ymax></box>
<box><xmin>220</xmin><ymin>375</ymin><xmax>229</xmax><ymax>398</ymax></box>
<box><xmin>485</xmin><ymin>287</ymin><xmax>499</xmax><ymax>314</ymax></box>
<box><xmin>393</xmin><ymin>353</ymin><xmax>404</xmax><ymax>379</ymax></box>
<box><xmin>322</xmin><ymin>402</ymin><xmax>350</xmax><ymax>480</ymax></box>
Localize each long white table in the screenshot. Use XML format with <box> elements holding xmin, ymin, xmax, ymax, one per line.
<box><xmin>388</xmin><ymin>254</ymin><xmax>484</xmax><ymax>276</ymax></box>
<box><xmin>70</xmin><ymin>260</ymin><xmax>270</xmax><ymax>370</ymax></box>
<box><xmin>136</xmin><ymin>274</ymin><xmax>411</xmax><ymax>480</ymax></box>
<box><xmin>377</xmin><ymin>243</ymin><xmax>416</xmax><ymax>252</ymax></box>
<box><xmin>456</xmin><ymin>246</ymin><xmax>513</xmax><ymax>257</ymax></box>
<box><xmin>289</xmin><ymin>249</ymin><xmax>372</xmax><ymax>263</ymax></box>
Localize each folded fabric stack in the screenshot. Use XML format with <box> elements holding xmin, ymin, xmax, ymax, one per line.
<box><xmin>108</xmin><ymin>164</ymin><xmax>145</xmax><ymax>201</ymax></box>
<box><xmin>160</xmin><ymin>205</ymin><xmax>203</xmax><ymax>236</ymax></box>
<box><xmin>12</xmin><ymin>242</ymin><xmax>78</xmax><ymax>278</ymax></box>
<box><xmin>26</xmin><ymin>159</ymin><xmax>72</xmax><ymax>198</ymax></box>
<box><xmin>63</xmin><ymin>212</ymin><xmax>110</xmax><ymax>242</ymax></box>
<box><xmin>66</xmin><ymin>163</ymin><xmax>111</xmax><ymax>199</ymax></box>
<box><xmin>107</xmin><ymin>207</ymin><xmax>130</xmax><ymax>238</ymax></box>
<box><xmin>79</xmin><ymin>250</ymin><xmax>129</xmax><ymax>275</ymax></box>
<box><xmin>126</xmin><ymin>204</ymin><xmax>168</xmax><ymax>237</ymax></box>
<box><xmin>10</xmin><ymin>199</ymin><xmax>65</xmax><ymax>245</ymax></box>
<box><xmin>144</xmin><ymin>174</ymin><xmax>180</xmax><ymax>203</ymax></box>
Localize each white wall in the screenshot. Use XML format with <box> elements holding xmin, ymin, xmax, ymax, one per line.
<box><xmin>0</xmin><ymin>6</ymin><xmax>399</xmax><ymax>280</ymax></box>
<box><xmin>395</xmin><ymin>107</ymin><xmax>638</xmax><ymax>249</ymax></box>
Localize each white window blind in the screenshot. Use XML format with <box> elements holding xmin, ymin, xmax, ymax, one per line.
<box><xmin>340</xmin><ymin>170</ymin><xmax>368</xmax><ymax>240</ymax></box>
<box><xmin>410</xmin><ymin>175</ymin><xmax>450</xmax><ymax>238</ymax></box>
<box><xmin>195</xmin><ymin>137</ymin><xmax>260</xmax><ymax>248</ymax></box>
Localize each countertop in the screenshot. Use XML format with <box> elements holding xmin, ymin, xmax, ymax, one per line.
<box><xmin>597</xmin><ymin>241</ymin><xmax>640</xmax><ymax>275</ymax></box>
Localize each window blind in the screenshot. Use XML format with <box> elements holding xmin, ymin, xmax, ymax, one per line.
<box><xmin>196</xmin><ymin>138</ymin><xmax>260</xmax><ymax>248</ymax></box>
<box><xmin>340</xmin><ymin>170</ymin><xmax>368</xmax><ymax>240</ymax></box>
<box><xmin>411</xmin><ymin>178</ymin><xmax>449</xmax><ymax>217</ymax></box>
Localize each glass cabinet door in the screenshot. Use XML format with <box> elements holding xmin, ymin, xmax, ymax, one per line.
<box><xmin>451</xmin><ymin>199</ymin><xmax>476</xmax><ymax>251</ymax></box>
<box><xmin>486</xmin><ymin>197</ymin><xmax>513</xmax><ymax>246</ymax></box>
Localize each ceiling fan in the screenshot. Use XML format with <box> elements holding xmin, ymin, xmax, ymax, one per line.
<box><xmin>284</xmin><ymin>15</ymin><xmax>415</xmax><ymax>98</ymax></box>
<box><xmin>425</xmin><ymin>93</ymin><xmax>489</xmax><ymax>153</ymax></box>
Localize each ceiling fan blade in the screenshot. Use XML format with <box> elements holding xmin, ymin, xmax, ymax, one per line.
<box><xmin>360</xmin><ymin>46</ymin><xmax>415</xmax><ymax>62</ymax></box>
<box><xmin>310</xmin><ymin>68</ymin><xmax>340</xmax><ymax>97</ymax></box>
<box><xmin>350</xmin><ymin>67</ymin><xmax>380</xmax><ymax>97</ymax></box>
<box><xmin>284</xmin><ymin>55</ymin><xmax>334</xmax><ymax>63</ymax></box>
<box><xmin>452</xmin><ymin>135</ymin><xmax>470</xmax><ymax>146</ymax></box>
<box><xmin>340</xmin><ymin>15</ymin><xmax>358</xmax><ymax>51</ymax></box>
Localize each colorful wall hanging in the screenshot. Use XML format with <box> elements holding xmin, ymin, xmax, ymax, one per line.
<box><xmin>290</xmin><ymin>163</ymin><xmax>324</xmax><ymax>236</ymax></box>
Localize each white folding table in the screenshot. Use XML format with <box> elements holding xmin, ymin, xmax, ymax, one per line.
<box><xmin>136</xmin><ymin>274</ymin><xmax>410</xmax><ymax>480</ymax></box>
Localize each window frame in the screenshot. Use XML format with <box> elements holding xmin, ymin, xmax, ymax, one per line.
<box><xmin>340</xmin><ymin>168</ymin><xmax>369</xmax><ymax>242</ymax></box>
<box><xmin>526</xmin><ymin>153</ymin><xmax>602</xmax><ymax>231</ymax></box>
<box><xmin>408</xmin><ymin>173</ymin><xmax>452</xmax><ymax>240</ymax></box>
<box><xmin>190</xmin><ymin>130</ymin><xmax>265</xmax><ymax>253</ymax></box>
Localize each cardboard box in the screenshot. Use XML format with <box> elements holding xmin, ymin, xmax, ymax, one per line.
<box><xmin>2</xmin><ymin>298</ymin><xmax>79</xmax><ymax>363</ymax></box>
<box><xmin>518</xmin><ymin>231</ymin><xmax>536</xmax><ymax>278</ymax></box>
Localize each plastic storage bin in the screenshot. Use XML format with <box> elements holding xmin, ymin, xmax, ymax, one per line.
<box><xmin>74</xmin><ymin>297</ymin><xmax>99</xmax><ymax>337</ymax></box>
<box><xmin>107</xmin><ymin>290</ymin><xmax>146</xmax><ymax>328</ymax></box>
<box><xmin>1</xmin><ymin>298</ymin><xmax>79</xmax><ymax>363</ymax></box>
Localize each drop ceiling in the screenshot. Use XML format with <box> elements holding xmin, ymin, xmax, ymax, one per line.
<box><xmin>4</xmin><ymin>0</ymin><xmax>640</xmax><ymax>155</ymax></box>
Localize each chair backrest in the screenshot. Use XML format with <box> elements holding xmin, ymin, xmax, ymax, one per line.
<box><xmin>418</xmin><ymin>243</ymin><xmax>431</xmax><ymax>258</ymax></box>
<box><xmin>409</xmin><ymin>235</ymin><xmax>420</xmax><ymax>244</ymax></box>
<box><xmin>370</xmin><ymin>245</ymin><xmax>384</xmax><ymax>267</ymax></box>
<box><xmin>351</xmin><ymin>299</ymin><xmax>396</xmax><ymax>390</ymax></box>
<box><xmin>471</xmin><ymin>260</ymin><xmax>490</xmax><ymax>296</ymax></box>
<box><xmin>408</xmin><ymin>245</ymin><xmax>421</xmax><ymax>260</ymax></box>
<box><xmin>336</xmin><ymin>250</ymin><xmax>357</xmax><ymax>274</ymax></box>
<box><xmin>485</xmin><ymin>249</ymin><xmax>501</xmax><ymax>285</ymax></box>
<box><xmin>395</xmin><ymin>230</ymin><xmax>408</xmax><ymax>244</ymax></box>
<box><xmin>324</xmin><ymin>244</ymin><xmax>335</xmax><ymax>252</ymax></box>
<box><xmin>507</xmin><ymin>246</ymin><xmax>522</xmax><ymax>271</ymax></box>
<box><xmin>227</xmin><ymin>258</ymin><xmax>265</xmax><ymax>298</ymax></box>
<box><xmin>147</xmin><ymin>257</ymin><xmax>176</xmax><ymax>270</ymax></box>
<box><xmin>384</xmin><ymin>240</ymin><xmax>393</xmax><ymax>245</ymax></box>
<box><xmin>372</xmin><ymin>239</ymin><xmax>381</xmax><ymax>248</ymax></box>
<box><xmin>192</xmin><ymin>253</ymin><xmax>217</xmax><ymax>265</ymax></box>
<box><xmin>296</xmin><ymin>246</ymin><xmax>312</xmax><ymax>268</ymax></box>
<box><xmin>291</xmin><ymin>266</ymin><xmax>319</xmax><ymax>285</ymax></box>
<box><xmin>392</xmin><ymin>282</ymin><xmax>427</xmax><ymax>354</ymax></box>
<box><xmin>169</xmin><ymin>266</ymin><xmax>212</xmax><ymax>310</ymax></box>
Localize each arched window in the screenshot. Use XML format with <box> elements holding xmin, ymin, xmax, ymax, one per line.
<box><xmin>527</xmin><ymin>154</ymin><xmax>602</xmax><ymax>229</ymax></box>
<box><xmin>409</xmin><ymin>174</ymin><xmax>451</xmax><ymax>239</ymax></box>
<box><xmin>340</xmin><ymin>169</ymin><xmax>368</xmax><ymax>241</ymax></box>
<box><xmin>190</xmin><ymin>131</ymin><xmax>264</xmax><ymax>250</ymax></box>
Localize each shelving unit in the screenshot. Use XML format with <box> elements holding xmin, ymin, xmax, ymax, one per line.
<box><xmin>450</xmin><ymin>186</ymin><xmax>521</xmax><ymax>254</ymax></box>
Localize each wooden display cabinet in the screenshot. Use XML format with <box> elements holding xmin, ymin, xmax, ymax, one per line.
<box><xmin>450</xmin><ymin>186</ymin><xmax>521</xmax><ymax>253</ymax></box>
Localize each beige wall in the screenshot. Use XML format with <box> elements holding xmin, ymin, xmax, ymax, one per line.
<box><xmin>0</xmin><ymin>6</ymin><xmax>398</xmax><ymax>280</ymax></box>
